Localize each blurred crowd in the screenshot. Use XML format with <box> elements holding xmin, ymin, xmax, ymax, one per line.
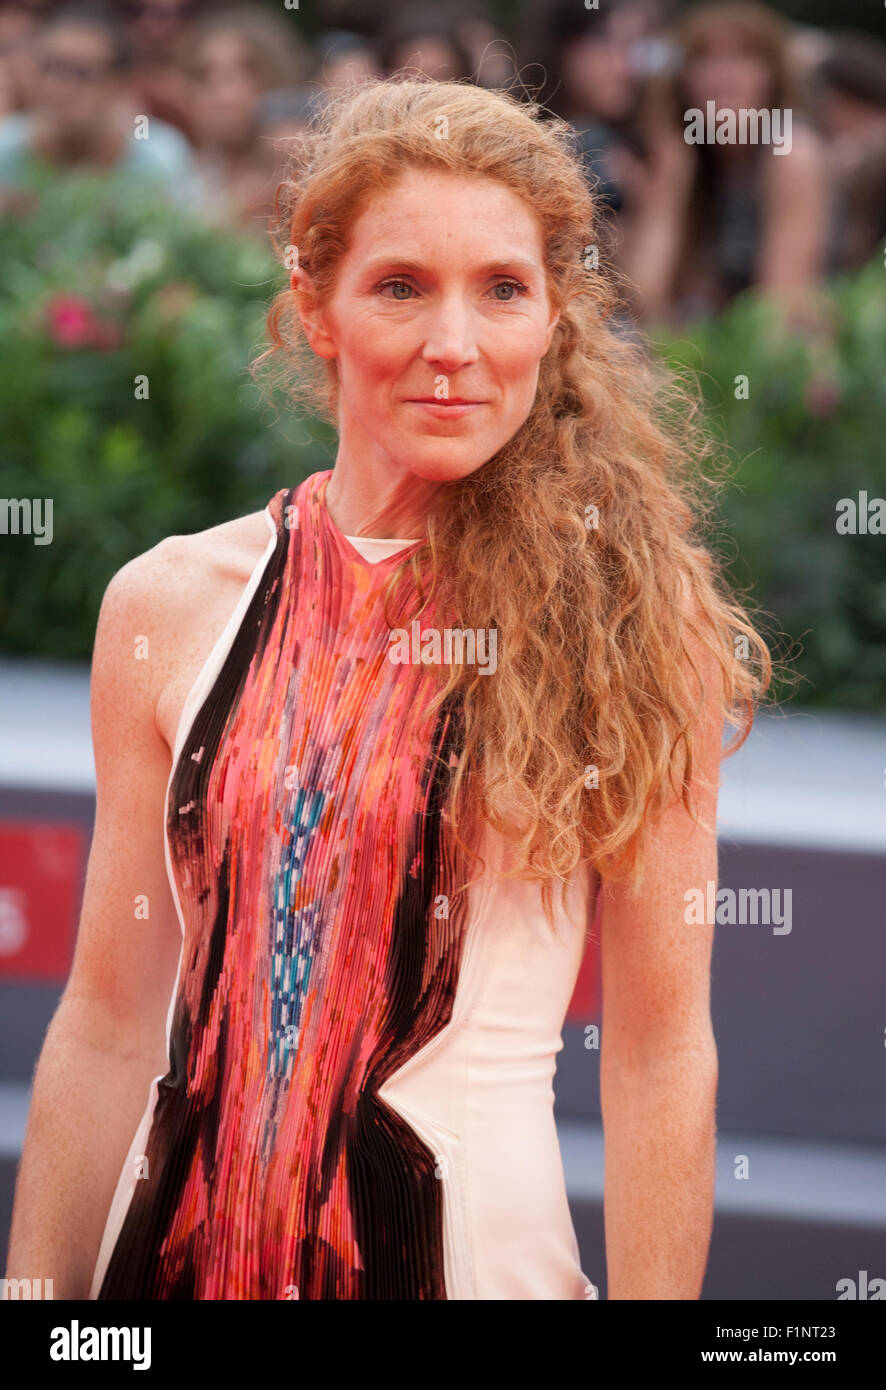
<box><xmin>0</xmin><ymin>0</ymin><xmax>883</xmax><ymax>327</ymax></box>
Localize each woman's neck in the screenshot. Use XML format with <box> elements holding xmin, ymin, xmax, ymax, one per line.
<box><xmin>323</xmin><ymin>463</ymin><xmax>439</xmax><ymax>540</ymax></box>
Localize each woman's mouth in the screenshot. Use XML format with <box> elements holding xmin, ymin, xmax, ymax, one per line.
<box><xmin>405</xmin><ymin>399</ymin><xmax>488</xmax><ymax>419</ymax></box>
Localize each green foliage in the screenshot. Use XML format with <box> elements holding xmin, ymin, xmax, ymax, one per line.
<box><xmin>654</xmin><ymin>260</ymin><xmax>886</xmax><ymax>710</ymax></box>
<box><xmin>1</xmin><ymin>175</ymin><xmax>883</xmax><ymax>710</ymax></box>
<box><xmin>0</xmin><ymin>174</ymin><xmax>333</xmax><ymax>658</ymax></box>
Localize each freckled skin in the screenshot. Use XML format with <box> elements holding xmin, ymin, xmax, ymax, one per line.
<box><xmin>293</xmin><ymin>169</ymin><xmax>561</xmax><ymax>536</ymax></box>
<box><xmin>5</xmin><ymin>170</ymin><xmax>719</xmax><ymax>1301</ymax></box>
<box><xmin>4</xmin><ymin>171</ymin><xmax>560</xmax><ymax>1297</ymax></box>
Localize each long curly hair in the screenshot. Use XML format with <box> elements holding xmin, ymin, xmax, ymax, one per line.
<box><xmin>254</xmin><ymin>76</ymin><xmax>774</xmax><ymax>926</ymax></box>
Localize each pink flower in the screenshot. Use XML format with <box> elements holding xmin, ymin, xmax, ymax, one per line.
<box><xmin>45</xmin><ymin>293</ymin><xmax>119</xmax><ymax>349</ymax></box>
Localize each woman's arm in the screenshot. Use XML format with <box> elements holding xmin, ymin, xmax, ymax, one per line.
<box><xmin>757</xmin><ymin>125</ymin><xmax>829</xmax><ymax>306</ymax></box>
<box><xmin>4</xmin><ymin>552</ymin><xmax>184</xmax><ymax>1298</ymax></box>
<box><xmin>599</xmin><ymin>619</ymin><xmax>723</xmax><ymax>1299</ymax></box>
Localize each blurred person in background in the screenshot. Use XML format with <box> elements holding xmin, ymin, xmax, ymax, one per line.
<box><xmin>378</xmin><ymin>6</ymin><xmax>475</xmax><ymax>82</ymax></box>
<box><xmin>187</xmin><ymin>6</ymin><xmax>305</xmax><ymax>234</ymax></box>
<box><xmin>0</xmin><ymin>0</ymin><xmax>194</xmax><ymax>209</ymax></box>
<box><xmin>518</xmin><ymin>0</ymin><xmax>674</xmax><ymax>219</ymax></box>
<box><xmin>314</xmin><ymin>29</ymin><xmax>381</xmax><ymax>96</ymax></box>
<box><xmin>257</xmin><ymin>84</ymin><xmax>319</xmax><ymax>148</ymax></box>
<box><xmin>0</xmin><ymin>1</ymin><xmax>39</xmax><ymax>115</ymax></box>
<box><xmin>619</xmin><ymin>0</ymin><xmax>828</xmax><ymax>326</ymax></box>
<box><xmin>815</xmin><ymin>33</ymin><xmax>886</xmax><ymax>275</ymax></box>
<box><xmin>449</xmin><ymin>3</ymin><xmax>515</xmax><ymax>90</ymax></box>
<box><xmin>122</xmin><ymin>0</ymin><xmax>207</xmax><ymax>140</ymax></box>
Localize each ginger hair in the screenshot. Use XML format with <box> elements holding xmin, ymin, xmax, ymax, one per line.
<box><xmin>254</xmin><ymin>76</ymin><xmax>774</xmax><ymax>927</ymax></box>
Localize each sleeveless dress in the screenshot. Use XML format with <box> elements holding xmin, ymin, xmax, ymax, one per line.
<box><xmin>89</xmin><ymin>469</ymin><xmax>598</xmax><ymax>1301</ymax></box>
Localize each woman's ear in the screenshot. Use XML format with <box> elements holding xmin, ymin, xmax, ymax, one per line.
<box><xmin>291</xmin><ymin>267</ymin><xmax>337</xmax><ymax>360</ymax></box>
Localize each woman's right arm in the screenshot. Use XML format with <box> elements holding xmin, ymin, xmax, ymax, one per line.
<box><xmin>4</xmin><ymin>552</ymin><xmax>185</xmax><ymax>1298</ymax></box>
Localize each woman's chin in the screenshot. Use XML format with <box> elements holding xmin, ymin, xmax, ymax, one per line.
<box><xmin>394</xmin><ymin>449</ymin><xmax>497</xmax><ymax>485</ymax></box>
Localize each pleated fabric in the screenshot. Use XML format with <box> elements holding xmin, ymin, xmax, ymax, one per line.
<box><xmin>95</xmin><ymin>471</ymin><xmax>474</xmax><ymax>1300</ymax></box>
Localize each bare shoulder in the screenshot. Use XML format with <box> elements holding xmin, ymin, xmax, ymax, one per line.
<box><xmin>94</xmin><ymin>504</ymin><xmax>275</xmax><ymax>753</ymax></box>
<box><xmin>96</xmin><ymin>505</ymin><xmax>273</xmax><ymax>647</ymax></box>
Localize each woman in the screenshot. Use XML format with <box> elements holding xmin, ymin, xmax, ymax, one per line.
<box><xmin>6</xmin><ymin>77</ymin><xmax>770</xmax><ymax>1300</ymax></box>
<box><xmin>620</xmin><ymin>0</ymin><xmax>828</xmax><ymax>324</ymax></box>
<box><xmin>518</xmin><ymin>0</ymin><xmax>660</xmax><ymax>217</ymax></box>
<box><xmin>186</xmin><ymin>6</ymin><xmax>305</xmax><ymax>233</ymax></box>
<box><xmin>122</xmin><ymin>0</ymin><xmax>209</xmax><ymax>141</ymax></box>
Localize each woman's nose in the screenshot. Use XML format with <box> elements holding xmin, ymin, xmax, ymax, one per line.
<box><xmin>421</xmin><ymin>297</ymin><xmax>480</xmax><ymax>369</ymax></box>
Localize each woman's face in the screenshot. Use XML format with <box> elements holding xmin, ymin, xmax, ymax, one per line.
<box><xmin>561</xmin><ymin>10</ymin><xmax>644</xmax><ymax>124</ymax></box>
<box><xmin>192</xmin><ymin>32</ymin><xmax>261</xmax><ymax>148</ymax></box>
<box><xmin>37</xmin><ymin>23</ymin><xmax>119</xmax><ymax>135</ymax></box>
<box><xmin>298</xmin><ymin>169</ymin><xmax>560</xmax><ymax>485</ymax></box>
<box><xmin>685</xmin><ymin>33</ymin><xmax>773</xmax><ymax>114</ymax></box>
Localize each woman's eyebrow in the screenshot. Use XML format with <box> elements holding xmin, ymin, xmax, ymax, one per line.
<box><xmin>362</xmin><ymin>255</ymin><xmax>541</xmax><ymax>278</ymax></box>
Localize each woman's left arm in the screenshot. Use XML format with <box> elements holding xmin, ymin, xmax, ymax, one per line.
<box><xmin>599</xmin><ymin>622</ymin><xmax>724</xmax><ymax>1299</ymax></box>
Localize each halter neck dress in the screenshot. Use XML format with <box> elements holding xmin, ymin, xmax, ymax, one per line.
<box><xmin>89</xmin><ymin>469</ymin><xmax>597</xmax><ymax>1301</ymax></box>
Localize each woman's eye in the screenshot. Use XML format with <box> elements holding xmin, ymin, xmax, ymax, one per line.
<box><xmin>490</xmin><ymin>280</ymin><xmax>528</xmax><ymax>302</ymax></box>
<box><xmin>379</xmin><ymin>279</ymin><xmax>415</xmax><ymax>300</ymax></box>
<box><xmin>377</xmin><ymin>278</ymin><xmax>528</xmax><ymax>302</ymax></box>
